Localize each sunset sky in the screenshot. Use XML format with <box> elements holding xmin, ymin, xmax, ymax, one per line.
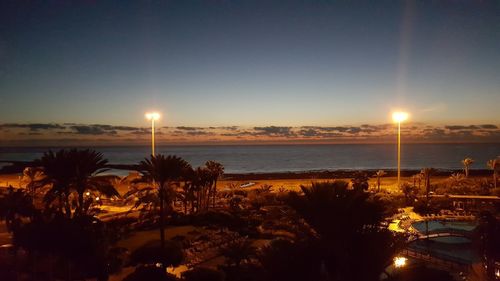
<box><xmin>1</xmin><ymin>1</ymin><xmax>499</xmax><ymax>144</ymax></box>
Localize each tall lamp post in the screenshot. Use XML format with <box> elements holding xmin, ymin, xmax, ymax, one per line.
<box><xmin>145</xmin><ymin>112</ymin><xmax>160</xmax><ymax>156</ymax></box>
<box><xmin>392</xmin><ymin>111</ymin><xmax>408</xmax><ymax>188</ymax></box>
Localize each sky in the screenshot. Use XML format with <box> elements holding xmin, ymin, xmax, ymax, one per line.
<box><xmin>1</xmin><ymin>0</ymin><xmax>499</xmax><ymax>144</ymax></box>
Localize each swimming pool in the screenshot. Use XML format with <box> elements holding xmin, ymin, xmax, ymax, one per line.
<box><xmin>412</xmin><ymin>220</ymin><xmax>477</xmax><ymax>234</ymax></box>
<box><xmin>409</xmin><ymin>220</ymin><xmax>479</xmax><ymax>264</ymax></box>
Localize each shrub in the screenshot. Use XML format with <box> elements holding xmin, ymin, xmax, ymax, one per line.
<box><xmin>183</xmin><ymin>267</ymin><xmax>225</xmax><ymax>281</ymax></box>
<box><xmin>123</xmin><ymin>265</ymin><xmax>178</xmax><ymax>281</ymax></box>
<box><xmin>129</xmin><ymin>240</ymin><xmax>183</xmax><ymax>267</ymax></box>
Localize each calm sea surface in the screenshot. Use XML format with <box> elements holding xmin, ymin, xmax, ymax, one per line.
<box><xmin>1</xmin><ymin>144</ymin><xmax>499</xmax><ymax>173</ymax></box>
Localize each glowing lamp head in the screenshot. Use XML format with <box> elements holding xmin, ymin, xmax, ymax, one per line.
<box><xmin>145</xmin><ymin>112</ymin><xmax>160</xmax><ymax>121</ymax></box>
<box><xmin>392</xmin><ymin>112</ymin><xmax>409</xmax><ymax>123</ymax></box>
<box><xmin>393</xmin><ymin>256</ymin><xmax>407</xmax><ymax>268</ymax></box>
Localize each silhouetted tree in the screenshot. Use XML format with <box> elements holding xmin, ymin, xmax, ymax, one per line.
<box><xmin>351</xmin><ymin>171</ymin><xmax>369</xmax><ymax>191</ymax></box>
<box><xmin>137</xmin><ymin>155</ymin><xmax>191</xmax><ymax>259</ymax></box>
<box><xmin>0</xmin><ymin>187</ymin><xmax>36</xmax><ymax>232</ymax></box>
<box><xmin>259</xmin><ymin>239</ymin><xmax>323</xmax><ymax>281</ymax></box>
<box><xmin>477</xmin><ymin>211</ymin><xmax>500</xmax><ymax>279</ymax></box>
<box><xmin>487</xmin><ymin>158</ymin><xmax>499</xmax><ymax>189</ymax></box>
<box><xmin>205</xmin><ymin>160</ymin><xmax>224</xmax><ymax>208</ymax></box>
<box><xmin>287</xmin><ymin>181</ymin><xmax>404</xmax><ymax>281</ymax></box>
<box><xmin>401</xmin><ymin>182</ymin><xmax>418</xmax><ymax>204</ymax></box>
<box><xmin>35</xmin><ymin>149</ymin><xmax>119</xmax><ymax>217</ymax></box>
<box><xmin>35</xmin><ymin>150</ymin><xmax>75</xmax><ymax>217</ymax></box>
<box><xmin>461</xmin><ymin>157</ymin><xmax>474</xmax><ymax>178</ymax></box>
<box><xmin>14</xmin><ymin>215</ymin><xmax>116</xmax><ymax>280</ymax></box>
<box><xmin>191</xmin><ymin>167</ymin><xmax>213</xmax><ymax>211</ymax></box>
<box><xmin>70</xmin><ymin>149</ymin><xmax>119</xmax><ymax>215</ymax></box>
<box><xmin>420</xmin><ymin>168</ymin><xmax>436</xmax><ymax>199</ymax></box>
<box><xmin>375</xmin><ymin>170</ymin><xmax>386</xmax><ymax>192</ymax></box>
<box><xmin>21</xmin><ymin>167</ymin><xmax>44</xmax><ymax>203</ymax></box>
<box><xmin>411</xmin><ymin>173</ymin><xmax>422</xmax><ymax>189</ymax></box>
<box><xmin>448</xmin><ymin>173</ymin><xmax>465</xmax><ymax>188</ymax></box>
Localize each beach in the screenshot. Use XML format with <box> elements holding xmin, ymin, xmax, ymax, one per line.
<box><xmin>0</xmin><ymin>170</ymin><xmax>480</xmax><ymax>195</ymax></box>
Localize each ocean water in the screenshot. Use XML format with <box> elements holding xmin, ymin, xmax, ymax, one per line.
<box><xmin>0</xmin><ymin>143</ymin><xmax>499</xmax><ymax>173</ymax></box>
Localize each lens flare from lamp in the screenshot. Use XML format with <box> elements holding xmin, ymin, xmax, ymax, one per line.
<box><xmin>145</xmin><ymin>112</ymin><xmax>160</xmax><ymax>121</ymax></box>
<box><xmin>392</xmin><ymin>112</ymin><xmax>408</xmax><ymax>123</ymax></box>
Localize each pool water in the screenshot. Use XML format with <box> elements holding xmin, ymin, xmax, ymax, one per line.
<box><xmin>409</xmin><ymin>220</ymin><xmax>479</xmax><ymax>264</ymax></box>
<box><xmin>412</xmin><ymin>220</ymin><xmax>477</xmax><ymax>233</ymax></box>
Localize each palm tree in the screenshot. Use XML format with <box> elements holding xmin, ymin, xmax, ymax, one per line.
<box><xmin>486</xmin><ymin>158</ymin><xmax>499</xmax><ymax>189</ymax></box>
<box><xmin>35</xmin><ymin>149</ymin><xmax>119</xmax><ymax>217</ymax></box>
<box><xmin>71</xmin><ymin>149</ymin><xmax>119</xmax><ymax>215</ymax></box>
<box><xmin>35</xmin><ymin>150</ymin><xmax>76</xmax><ymax>217</ymax></box>
<box><xmin>448</xmin><ymin>173</ymin><xmax>466</xmax><ymax>187</ymax></box>
<box><xmin>411</xmin><ymin>173</ymin><xmax>422</xmax><ymax>189</ymax></box>
<box><xmin>486</xmin><ymin>156</ymin><xmax>500</xmax><ymax>188</ymax></box>
<box><xmin>193</xmin><ymin>166</ymin><xmax>213</xmax><ymax>211</ymax></box>
<box><xmin>205</xmin><ymin>161</ymin><xmax>224</xmax><ymax>208</ymax></box>
<box><xmin>287</xmin><ymin>180</ymin><xmax>404</xmax><ymax>281</ymax></box>
<box><xmin>138</xmin><ymin>155</ymin><xmax>191</xmax><ymax>255</ymax></box>
<box><xmin>374</xmin><ymin>170</ymin><xmax>386</xmax><ymax>192</ymax></box>
<box><xmin>0</xmin><ymin>187</ymin><xmax>36</xmax><ymax>232</ymax></box>
<box><xmin>461</xmin><ymin>157</ymin><xmax>474</xmax><ymax>178</ymax></box>
<box><xmin>21</xmin><ymin>167</ymin><xmax>44</xmax><ymax>203</ymax></box>
<box><xmin>421</xmin><ymin>168</ymin><xmax>436</xmax><ymax>199</ymax></box>
<box><xmin>401</xmin><ymin>182</ymin><xmax>417</xmax><ymax>203</ymax></box>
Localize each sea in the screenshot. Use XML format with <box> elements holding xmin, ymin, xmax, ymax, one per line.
<box><xmin>1</xmin><ymin>143</ymin><xmax>499</xmax><ymax>174</ymax></box>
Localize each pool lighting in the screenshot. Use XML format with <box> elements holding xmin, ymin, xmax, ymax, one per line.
<box><xmin>394</xmin><ymin>256</ymin><xmax>407</xmax><ymax>268</ymax></box>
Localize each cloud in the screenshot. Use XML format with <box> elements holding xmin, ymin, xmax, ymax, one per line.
<box><xmin>444</xmin><ymin>125</ymin><xmax>479</xmax><ymax>131</ymax></box>
<box><xmin>217</xmin><ymin>126</ymin><xmax>240</xmax><ymax>131</ymax></box>
<box><xmin>129</xmin><ymin>128</ymin><xmax>152</xmax><ymax>135</ymax></box>
<box><xmin>185</xmin><ymin>130</ymin><xmax>215</xmax><ymax>136</ymax></box>
<box><xmin>253</xmin><ymin>126</ymin><xmax>294</xmax><ymax>137</ymax></box>
<box><xmin>297</xmin><ymin>128</ymin><xmax>343</xmax><ymax>138</ymax></box>
<box><xmin>69</xmin><ymin>125</ymin><xmax>117</xmax><ymax>135</ymax></box>
<box><xmin>2</xmin><ymin>122</ymin><xmax>499</xmax><ymax>144</ymax></box>
<box><xmin>479</xmin><ymin>124</ymin><xmax>498</xmax><ymax>129</ymax></box>
<box><xmin>0</xmin><ymin>123</ymin><xmax>65</xmax><ymax>131</ymax></box>
<box><xmin>64</xmin><ymin>124</ymin><xmax>143</xmax><ymax>135</ymax></box>
<box><xmin>176</xmin><ymin>126</ymin><xmax>204</xmax><ymax>131</ymax></box>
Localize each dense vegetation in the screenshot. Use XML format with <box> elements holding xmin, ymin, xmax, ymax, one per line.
<box><xmin>0</xmin><ymin>149</ymin><xmax>498</xmax><ymax>280</ymax></box>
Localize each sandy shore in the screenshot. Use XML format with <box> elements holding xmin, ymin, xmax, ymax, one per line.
<box><xmin>0</xmin><ymin>171</ymin><xmax>470</xmax><ymax>195</ymax></box>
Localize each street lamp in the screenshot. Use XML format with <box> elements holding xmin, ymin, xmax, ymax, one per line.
<box><xmin>392</xmin><ymin>111</ymin><xmax>408</xmax><ymax>188</ymax></box>
<box><xmin>145</xmin><ymin>112</ymin><xmax>160</xmax><ymax>156</ymax></box>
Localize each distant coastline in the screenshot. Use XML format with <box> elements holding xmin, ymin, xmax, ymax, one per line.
<box><xmin>1</xmin><ymin>143</ymin><xmax>499</xmax><ymax>174</ymax></box>
<box><xmin>0</xmin><ymin>160</ymin><xmax>492</xmax><ymax>179</ymax></box>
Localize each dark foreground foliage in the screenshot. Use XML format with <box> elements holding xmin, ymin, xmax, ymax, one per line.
<box><xmin>285</xmin><ymin>181</ymin><xmax>405</xmax><ymax>281</ymax></box>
